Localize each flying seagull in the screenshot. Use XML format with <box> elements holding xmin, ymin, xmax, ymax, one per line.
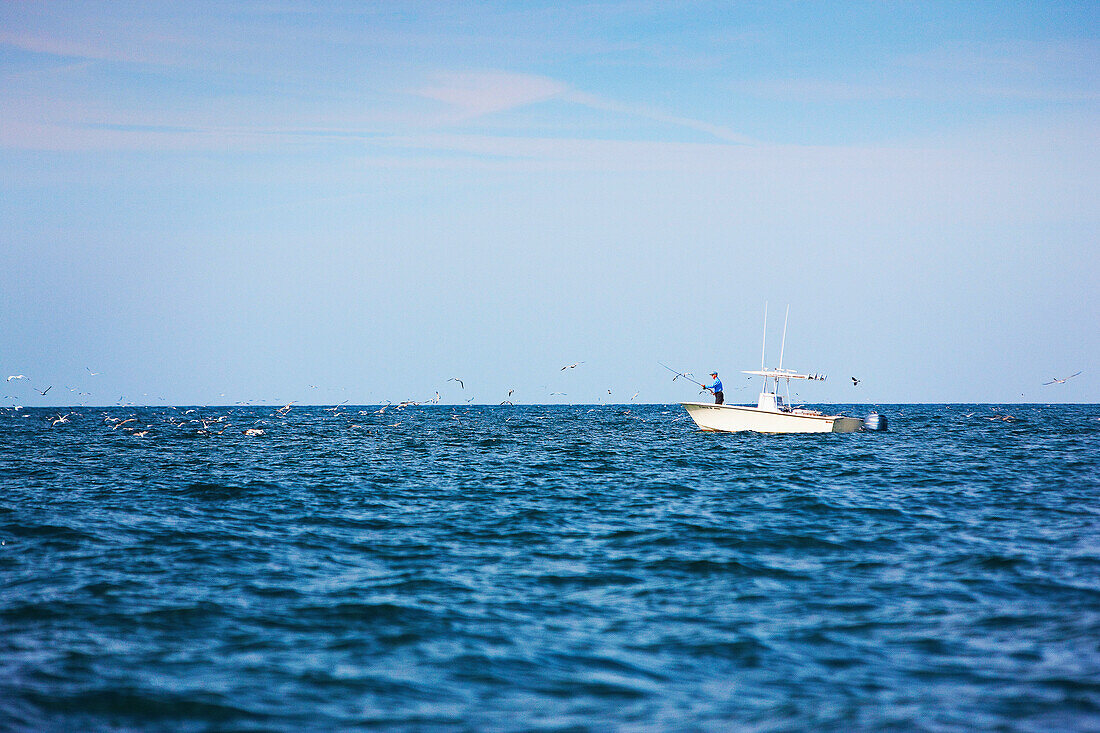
<box><xmin>85</xmin><ymin>368</ymin><xmax>100</xmax><ymax>376</ymax></box>
<box><xmin>35</xmin><ymin>385</ymin><xmax>52</xmax><ymax>396</ymax></box>
<box><xmin>447</xmin><ymin>377</ymin><xmax>464</xmax><ymax>389</ymax></box>
<box><xmin>851</xmin><ymin>377</ymin><xmax>860</xmax><ymax>386</ymax></box>
<box><xmin>1043</xmin><ymin>371</ymin><xmax>1082</xmax><ymax>385</ymax></box>
<box><xmin>561</xmin><ymin>362</ymin><xmax>583</xmax><ymax>370</ymax></box>
<box><xmin>6</xmin><ymin>375</ymin><xmax>27</xmax><ymax>382</ymax></box>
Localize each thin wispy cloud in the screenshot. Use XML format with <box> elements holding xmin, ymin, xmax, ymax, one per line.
<box><xmin>0</xmin><ymin>29</ymin><xmax>125</xmax><ymax>62</ymax></box>
<box><xmin>412</xmin><ymin>71</ymin><xmax>569</xmax><ymax>121</ymax></box>
<box><xmin>408</xmin><ymin>70</ymin><xmax>757</xmax><ymax>145</ymax></box>
<box><xmin>562</xmin><ymin>90</ymin><xmax>757</xmax><ymax>145</ymax></box>
<box><xmin>0</xmin><ymin>27</ymin><xmax>188</xmax><ymax>67</ymax></box>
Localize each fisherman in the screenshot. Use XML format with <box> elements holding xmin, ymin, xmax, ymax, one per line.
<box><xmin>704</xmin><ymin>371</ymin><xmax>724</xmax><ymax>405</ymax></box>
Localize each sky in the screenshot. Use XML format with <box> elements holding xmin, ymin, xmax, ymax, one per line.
<box><xmin>2</xmin><ymin>1</ymin><xmax>1097</xmax><ymax>407</ymax></box>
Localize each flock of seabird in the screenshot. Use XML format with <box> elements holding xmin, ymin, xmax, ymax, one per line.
<box><xmin>0</xmin><ymin>361</ymin><xmax>654</xmax><ymax>438</ymax></box>
<box><xmin>2</xmin><ymin>364</ymin><xmax>1089</xmax><ymax>434</ymax></box>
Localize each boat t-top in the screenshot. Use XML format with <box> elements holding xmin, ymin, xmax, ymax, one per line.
<box><xmin>681</xmin><ymin>306</ymin><xmax>864</xmax><ymax>434</ymax></box>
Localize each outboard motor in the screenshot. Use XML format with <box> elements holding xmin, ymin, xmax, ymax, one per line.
<box><xmin>864</xmin><ymin>412</ymin><xmax>888</xmax><ymax>431</ymax></box>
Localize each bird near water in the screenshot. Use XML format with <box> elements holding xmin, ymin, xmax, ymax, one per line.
<box><xmin>1043</xmin><ymin>371</ymin><xmax>1082</xmax><ymax>385</ymax></box>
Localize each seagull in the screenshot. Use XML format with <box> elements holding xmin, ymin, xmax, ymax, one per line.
<box><xmin>851</xmin><ymin>377</ymin><xmax>860</xmax><ymax>386</ymax></box>
<box><xmin>561</xmin><ymin>362</ymin><xmax>583</xmax><ymax>371</ymax></box>
<box><xmin>447</xmin><ymin>378</ymin><xmax>464</xmax><ymax>389</ymax></box>
<box><xmin>500</xmin><ymin>400</ymin><xmax>513</xmax><ymax>405</ymax></box>
<box><xmin>35</xmin><ymin>386</ymin><xmax>52</xmax><ymax>396</ymax></box>
<box><xmin>507</xmin><ymin>389</ymin><xmax>514</xmax><ymax>397</ymax></box>
<box><xmin>1043</xmin><ymin>371</ymin><xmax>1082</xmax><ymax>385</ymax></box>
<box><xmin>630</xmin><ymin>392</ymin><xmax>639</xmax><ymax>401</ymax></box>
<box><xmin>6</xmin><ymin>375</ymin><xmax>27</xmax><ymax>382</ymax></box>
<box><xmin>85</xmin><ymin>368</ymin><xmax>100</xmax><ymax>376</ymax></box>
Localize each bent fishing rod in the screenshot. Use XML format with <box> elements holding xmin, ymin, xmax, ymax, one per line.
<box><xmin>658</xmin><ymin>362</ymin><xmax>710</xmax><ymax>390</ymax></box>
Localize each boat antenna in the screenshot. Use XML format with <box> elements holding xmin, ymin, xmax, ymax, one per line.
<box><xmin>760</xmin><ymin>301</ymin><xmax>768</xmax><ymax>371</ymax></box>
<box><xmin>779</xmin><ymin>304</ymin><xmax>791</xmax><ymax>406</ymax></box>
<box><xmin>778</xmin><ymin>304</ymin><xmax>789</xmax><ymax>370</ymax></box>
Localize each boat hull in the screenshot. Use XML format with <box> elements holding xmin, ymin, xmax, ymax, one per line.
<box><xmin>681</xmin><ymin>402</ymin><xmax>863</xmax><ymax>434</ymax></box>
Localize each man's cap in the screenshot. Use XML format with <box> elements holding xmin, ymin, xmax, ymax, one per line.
<box><xmin>710</xmin><ymin>371</ymin><xmax>718</xmax><ymax>376</ymax></box>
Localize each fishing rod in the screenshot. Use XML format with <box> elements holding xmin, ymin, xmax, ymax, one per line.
<box><xmin>658</xmin><ymin>362</ymin><xmax>708</xmax><ymax>390</ymax></box>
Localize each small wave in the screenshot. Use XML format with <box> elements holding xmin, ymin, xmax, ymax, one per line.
<box><xmin>18</xmin><ymin>688</ymin><xmax>258</xmax><ymax>728</ymax></box>
<box><xmin>291</xmin><ymin>601</ymin><xmax>448</xmax><ymax>626</ymax></box>
<box><xmin>5</xmin><ymin>522</ymin><xmax>98</xmax><ymax>545</ymax></box>
<box><xmin>535</xmin><ymin>572</ymin><xmax>642</xmax><ymax>589</ymax></box>
<box><xmin>175</xmin><ymin>481</ymin><xmax>281</xmax><ymax>499</ymax></box>
<box><xmin>641</xmin><ymin>556</ymin><xmax>808</xmax><ymax>580</ymax></box>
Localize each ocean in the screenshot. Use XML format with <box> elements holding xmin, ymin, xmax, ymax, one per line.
<box><xmin>2</xmin><ymin>404</ymin><xmax>1098</xmax><ymax>731</ymax></box>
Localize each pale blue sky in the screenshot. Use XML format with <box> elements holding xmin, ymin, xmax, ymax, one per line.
<box><xmin>2</xmin><ymin>1</ymin><xmax>1097</xmax><ymax>406</ymax></box>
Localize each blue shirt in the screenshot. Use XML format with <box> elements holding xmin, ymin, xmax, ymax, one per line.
<box><xmin>706</xmin><ymin>377</ymin><xmax>723</xmax><ymax>392</ymax></box>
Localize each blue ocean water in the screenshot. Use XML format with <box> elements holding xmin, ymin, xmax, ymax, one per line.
<box><xmin>2</xmin><ymin>404</ymin><xmax>1099</xmax><ymax>732</ymax></box>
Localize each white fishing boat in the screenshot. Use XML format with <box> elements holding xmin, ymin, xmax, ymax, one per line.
<box><xmin>680</xmin><ymin>305</ymin><xmax>864</xmax><ymax>434</ymax></box>
<box><xmin>682</xmin><ymin>369</ymin><xmax>863</xmax><ymax>433</ymax></box>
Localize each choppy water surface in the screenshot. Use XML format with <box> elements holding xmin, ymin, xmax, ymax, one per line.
<box><xmin>2</xmin><ymin>404</ymin><xmax>1099</xmax><ymax>731</ymax></box>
